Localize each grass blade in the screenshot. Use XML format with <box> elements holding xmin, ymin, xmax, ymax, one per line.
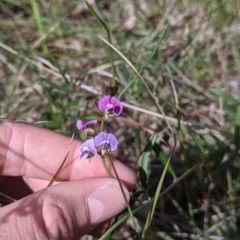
<box><xmin>30</xmin><ymin>0</ymin><xmax>49</xmax><ymax>55</ymax></box>
<box><xmin>48</xmin><ymin>133</ymin><xmax>75</xmax><ymax>187</ymax></box>
<box><xmin>118</xmin><ymin>24</ymin><xmax>169</xmax><ymax>98</ymax></box>
<box><xmin>142</xmin><ymin>151</ymin><xmax>173</xmax><ymax>239</ymax></box>
<box><xmin>153</xmin><ymin>143</ymin><xmax>175</xmax><ymax>177</ymax></box>
<box><xmin>85</xmin><ymin>1</ymin><xmax>115</xmax><ymax>85</ymax></box>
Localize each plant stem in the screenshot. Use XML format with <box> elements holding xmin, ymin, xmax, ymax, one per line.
<box><xmin>100</xmin><ymin>116</ymin><xmax>105</xmax><ymax>132</ymax></box>
<box><xmin>108</xmin><ymin>153</ymin><xmax>141</xmax><ymax>239</ymax></box>
<box><xmin>101</xmin><ymin>155</ymin><xmax>112</xmax><ymax>177</ymax></box>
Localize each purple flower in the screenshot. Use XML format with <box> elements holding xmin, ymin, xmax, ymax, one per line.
<box><xmin>98</xmin><ymin>96</ymin><xmax>123</xmax><ymax>116</ymax></box>
<box><xmin>76</xmin><ymin>119</ymin><xmax>97</xmax><ymax>132</ymax></box>
<box><xmin>94</xmin><ymin>132</ymin><xmax>118</xmax><ymax>153</ymax></box>
<box><xmin>79</xmin><ymin>139</ymin><xmax>97</xmax><ymax>159</ymax></box>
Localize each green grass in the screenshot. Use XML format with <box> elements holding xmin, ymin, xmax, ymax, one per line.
<box><xmin>1</xmin><ymin>0</ymin><xmax>240</xmax><ymax>239</ymax></box>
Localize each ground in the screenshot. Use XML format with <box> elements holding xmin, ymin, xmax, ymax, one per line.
<box><xmin>1</xmin><ymin>0</ymin><xmax>240</xmax><ymax>239</ymax></box>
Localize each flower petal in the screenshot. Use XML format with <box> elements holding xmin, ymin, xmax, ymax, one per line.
<box><xmin>111</xmin><ymin>97</ymin><xmax>123</xmax><ymax>116</ymax></box>
<box><xmin>76</xmin><ymin>120</ymin><xmax>84</xmax><ymax>130</ymax></box>
<box><xmin>79</xmin><ymin>139</ymin><xmax>97</xmax><ymax>159</ymax></box>
<box><xmin>98</xmin><ymin>96</ymin><xmax>111</xmax><ymax>112</ymax></box>
<box><xmin>107</xmin><ymin>133</ymin><xmax>118</xmax><ymax>151</ymax></box>
<box><xmin>94</xmin><ymin>132</ymin><xmax>108</xmax><ymax>148</ymax></box>
<box><xmin>85</xmin><ymin>119</ymin><xmax>97</xmax><ymax>126</ymax></box>
<box><xmin>110</xmin><ymin>96</ymin><xmax>121</xmax><ymax>106</ymax></box>
<box><xmin>113</xmin><ymin>105</ymin><xmax>122</xmax><ymax>116</ymax></box>
<box><xmin>81</xmin><ymin>151</ymin><xmax>90</xmax><ymax>159</ymax></box>
<box><xmin>86</xmin><ymin>139</ymin><xmax>97</xmax><ymax>154</ymax></box>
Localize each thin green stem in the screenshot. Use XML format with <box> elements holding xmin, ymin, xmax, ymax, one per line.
<box><xmin>99</xmin><ymin>111</ymin><xmax>110</xmax><ymax>178</ymax></box>
<box><xmin>107</xmin><ymin>153</ymin><xmax>141</xmax><ymax>239</ymax></box>
<box><xmin>100</xmin><ymin>155</ymin><xmax>112</xmax><ymax>177</ymax></box>
<box><xmin>100</xmin><ymin>116</ymin><xmax>105</xmax><ymax>132</ymax></box>
<box><xmin>108</xmin><ymin>33</ymin><xmax>115</xmax><ymax>86</ymax></box>
<box><xmin>85</xmin><ymin>2</ymin><xmax>115</xmax><ymax>85</ymax></box>
<box><xmin>226</xmin><ymin>168</ymin><xmax>237</xmax><ymax>232</ymax></box>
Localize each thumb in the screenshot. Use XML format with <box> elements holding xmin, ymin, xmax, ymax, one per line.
<box><xmin>0</xmin><ymin>178</ymin><xmax>130</xmax><ymax>240</ymax></box>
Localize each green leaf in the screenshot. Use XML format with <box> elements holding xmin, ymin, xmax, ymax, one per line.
<box><xmin>189</xmin><ymin>130</ymin><xmax>206</xmax><ymax>155</ymax></box>
<box><xmin>139</xmin><ymin>134</ymin><xmax>157</xmax><ymax>189</ymax></box>
<box><xmin>153</xmin><ymin>143</ymin><xmax>175</xmax><ymax>177</ymax></box>
<box><xmin>85</xmin><ymin>2</ymin><xmax>109</xmax><ymax>35</ymax></box>
<box><xmin>210</xmin><ymin>88</ymin><xmax>240</xmax><ymax>105</ymax></box>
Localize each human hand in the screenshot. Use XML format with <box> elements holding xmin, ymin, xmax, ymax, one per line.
<box><xmin>0</xmin><ymin>121</ymin><xmax>136</xmax><ymax>239</ymax></box>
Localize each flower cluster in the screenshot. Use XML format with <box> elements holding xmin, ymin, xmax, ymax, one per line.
<box><xmin>77</xmin><ymin>92</ymin><xmax>122</xmax><ymax>160</ymax></box>
<box><xmin>79</xmin><ymin>132</ymin><xmax>118</xmax><ymax>159</ymax></box>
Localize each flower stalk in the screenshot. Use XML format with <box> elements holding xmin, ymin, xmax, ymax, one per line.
<box><xmin>101</xmin><ymin>155</ymin><xmax>112</xmax><ymax>178</ymax></box>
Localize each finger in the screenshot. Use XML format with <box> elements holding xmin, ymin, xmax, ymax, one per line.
<box><xmin>0</xmin><ymin>178</ymin><xmax>129</xmax><ymax>240</ymax></box>
<box><xmin>90</xmin><ymin>219</ymin><xmax>112</xmax><ymax>237</ymax></box>
<box><xmin>23</xmin><ymin>177</ymin><xmax>59</xmax><ymax>191</ymax></box>
<box><xmin>0</xmin><ymin>121</ymin><xmax>136</xmax><ymax>189</ymax></box>
<box><xmin>24</xmin><ymin>177</ymin><xmax>114</xmax><ymax>237</ymax></box>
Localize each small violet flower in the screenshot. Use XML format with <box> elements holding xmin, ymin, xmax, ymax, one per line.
<box><xmin>76</xmin><ymin>119</ymin><xmax>97</xmax><ymax>131</ymax></box>
<box><xmin>79</xmin><ymin>139</ymin><xmax>97</xmax><ymax>159</ymax></box>
<box><xmin>98</xmin><ymin>96</ymin><xmax>123</xmax><ymax>117</ymax></box>
<box><xmin>95</xmin><ymin>132</ymin><xmax>118</xmax><ymax>155</ymax></box>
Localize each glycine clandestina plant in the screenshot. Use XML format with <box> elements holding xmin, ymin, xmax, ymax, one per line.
<box><xmin>76</xmin><ymin>89</ymin><xmax>123</xmax><ymax>177</ymax></box>
<box><xmin>75</xmin><ymin>88</ymin><xmax>141</xmax><ymax>238</ymax></box>
<box><xmin>47</xmin><ymin>88</ymin><xmax>123</xmax><ymax>186</ymax></box>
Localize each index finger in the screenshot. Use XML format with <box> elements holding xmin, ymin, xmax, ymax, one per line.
<box><xmin>0</xmin><ymin>121</ymin><xmax>136</xmax><ymax>190</ymax></box>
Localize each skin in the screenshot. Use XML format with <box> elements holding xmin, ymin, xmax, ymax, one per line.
<box><xmin>0</xmin><ymin>121</ymin><xmax>136</xmax><ymax>239</ymax></box>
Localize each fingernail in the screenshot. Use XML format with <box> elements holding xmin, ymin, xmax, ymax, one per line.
<box><xmin>87</xmin><ymin>185</ymin><xmax>129</xmax><ymax>224</ymax></box>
